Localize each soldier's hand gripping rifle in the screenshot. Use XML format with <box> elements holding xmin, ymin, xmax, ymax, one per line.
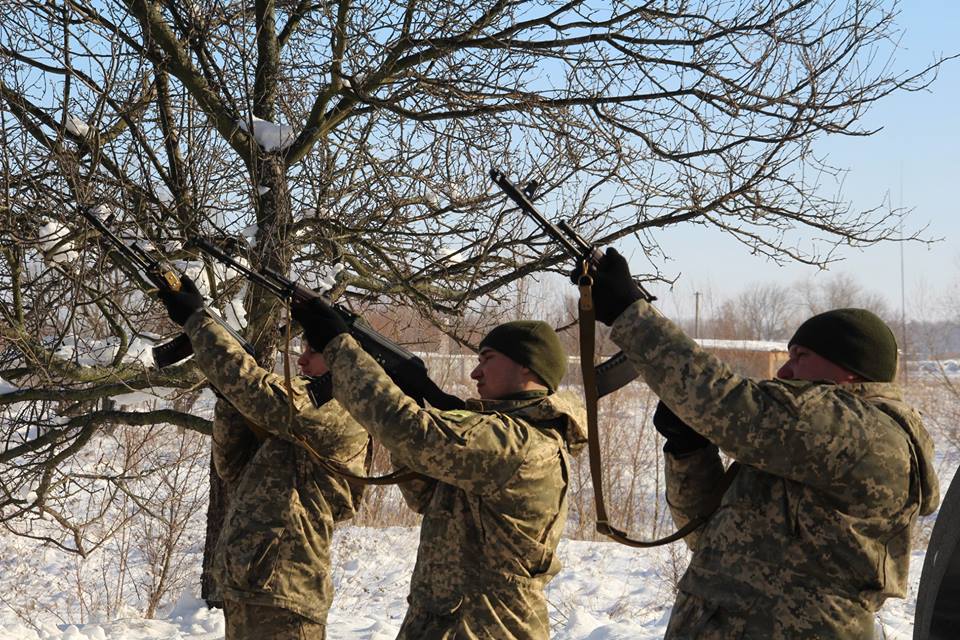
<box><xmin>489</xmin><ymin>168</ymin><xmax>653</xmax><ymax>397</ymax></box>
<box><xmin>77</xmin><ymin>207</ymin><xmax>256</xmax><ymax>368</ymax></box>
<box><xmin>189</xmin><ymin>238</ymin><xmax>465</xmax><ymax>412</ymax></box>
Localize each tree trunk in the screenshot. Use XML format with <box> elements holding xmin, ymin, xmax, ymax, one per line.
<box><xmin>201</xmin><ymin>457</ymin><xmax>226</xmax><ymax>608</ymax></box>
<box><xmin>200</xmin><ymin>154</ymin><xmax>290</xmax><ymax>607</ymax></box>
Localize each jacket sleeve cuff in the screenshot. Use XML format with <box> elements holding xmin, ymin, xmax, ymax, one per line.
<box><xmin>322</xmin><ymin>332</ymin><xmax>355</xmax><ymax>369</ymax></box>
<box><xmin>182</xmin><ymin>307</ymin><xmax>217</xmax><ymax>340</ymax></box>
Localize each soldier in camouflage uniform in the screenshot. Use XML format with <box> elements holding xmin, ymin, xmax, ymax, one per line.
<box><xmin>584</xmin><ymin>248</ymin><xmax>938</xmax><ymax>639</ymax></box>
<box><xmin>159</xmin><ymin>277</ymin><xmax>369</xmax><ymax>640</ymax></box>
<box><xmin>292</xmin><ymin>299</ymin><xmax>586</xmax><ymax>640</ymax></box>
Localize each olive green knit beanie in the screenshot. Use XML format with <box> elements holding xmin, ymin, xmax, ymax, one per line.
<box><xmin>788</xmin><ymin>308</ymin><xmax>898</xmax><ymax>382</ymax></box>
<box><xmin>479</xmin><ymin>320</ymin><xmax>567</xmax><ymax>392</ymax></box>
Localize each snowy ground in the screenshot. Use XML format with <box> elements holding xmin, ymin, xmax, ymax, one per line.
<box><xmin>0</xmin><ymin>351</ymin><xmax>953</xmax><ymax>639</ymax></box>
<box><xmin>0</xmin><ymin>523</ymin><xmax>931</xmax><ymax>640</ymax></box>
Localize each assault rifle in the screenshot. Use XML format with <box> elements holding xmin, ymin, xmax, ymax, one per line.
<box><xmin>190</xmin><ymin>238</ymin><xmax>465</xmax><ymax>412</ymax></box>
<box><xmin>78</xmin><ymin>206</ymin><xmax>256</xmax><ymax>368</ymax></box>
<box><xmin>489</xmin><ymin>168</ymin><xmax>652</xmax><ymax>397</ymax></box>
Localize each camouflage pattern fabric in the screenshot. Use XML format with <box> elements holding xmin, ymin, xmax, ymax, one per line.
<box><xmin>324</xmin><ymin>333</ymin><xmax>586</xmax><ymax>640</ymax></box>
<box><xmin>609</xmin><ymin>300</ymin><xmax>939</xmax><ymax>639</ymax></box>
<box><xmin>184</xmin><ymin>312</ymin><xmax>369</xmax><ymax>626</ymax></box>
<box><xmin>223</xmin><ymin>598</ymin><xmax>325</xmax><ymax>640</ymax></box>
<box><xmin>212</xmin><ymin>398</ymin><xmax>261</xmax><ymax>490</ymax></box>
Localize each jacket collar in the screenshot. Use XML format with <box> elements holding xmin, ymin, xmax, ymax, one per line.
<box><xmin>464</xmin><ymin>393</ymin><xmax>587</xmax><ymax>455</ymax></box>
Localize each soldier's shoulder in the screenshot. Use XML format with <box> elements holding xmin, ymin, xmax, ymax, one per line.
<box><xmin>758</xmin><ymin>378</ymin><xmax>841</xmax><ymax>407</ymax></box>
<box><xmin>432</xmin><ymin>406</ymin><xmax>528</xmax><ymax>439</ymax></box>
<box><xmin>761</xmin><ymin>377</ymin><xmax>825</xmax><ymax>394</ymax></box>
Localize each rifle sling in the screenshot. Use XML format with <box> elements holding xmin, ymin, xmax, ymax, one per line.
<box><xmin>292</xmin><ymin>433</ymin><xmax>421</xmax><ymax>485</ymax></box>
<box><xmin>286</xmin><ymin>340</ymin><xmax>422</xmax><ymax>486</ymax></box>
<box><xmin>578</xmin><ymin>275</ymin><xmax>739</xmax><ymax>547</ymax></box>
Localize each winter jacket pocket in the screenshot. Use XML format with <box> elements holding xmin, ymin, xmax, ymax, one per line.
<box><xmin>222</xmin><ymin>525</ymin><xmax>286</xmax><ymax>591</ymax></box>
<box><xmin>667</xmin><ymin>590</ymin><xmax>749</xmax><ymax>640</ymax></box>
<box><xmin>248</xmin><ymin>526</ymin><xmax>286</xmax><ymax>589</ymax></box>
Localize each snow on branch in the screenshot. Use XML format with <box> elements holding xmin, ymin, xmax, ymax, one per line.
<box><xmin>237</xmin><ymin>116</ymin><xmax>295</xmax><ymax>152</ymax></box>
<box><xmin>37</xmin><ymin>219</ymin><xmax>78</xmax><ymax>265</ymax></box>
<box><xmin>64</xmin><ymin>115</ymin><xmax>90</xmax><ymax>137</ymax></box>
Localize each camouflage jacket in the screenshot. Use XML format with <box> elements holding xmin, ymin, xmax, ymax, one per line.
<box><xmin>324</xmin><ymin>333</ymin><xmax>585</xmax><ymax>640</ymax></box>
<box><xmin>184</xmin><ymin>312</ymin><xmax>369</xmax><ymax>623</ymax></box>
<box><xmin>610</xmin><ymin>301</ymin><xmax>939</xmax><ymax>639</ymax></box>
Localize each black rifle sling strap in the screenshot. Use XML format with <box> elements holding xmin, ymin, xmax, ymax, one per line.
<box><xmin>577</xmin><ymin>267</ymin><xmax>739</xmax><ymax>547</ymax></box>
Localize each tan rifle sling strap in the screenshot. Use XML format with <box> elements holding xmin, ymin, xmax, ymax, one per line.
<box><xmin>577</xmin><ymin>267</ymin><xmax>740</xmax><ymax>547</ymax></box>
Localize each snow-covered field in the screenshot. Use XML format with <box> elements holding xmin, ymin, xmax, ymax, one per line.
<box><xmin>0</xmin><ymin>522</ymin><xmax>937</xmax><ymax>640</ymax></box>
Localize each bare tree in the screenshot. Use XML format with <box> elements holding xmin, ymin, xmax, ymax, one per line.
<box><xmin>707</xmin><ymin>282</ymin><xmax>797</xmax><ymax>340</ymax></box>
<box><xmin>0</xmin><ymin>0</ymin><xmax>949</xmax><ymax>608</ymax></box>
<box><xmin>699</xmin><ymin>272</ymin><xmax>896</xmax><ymax>341</ymax></box>
<box><xmin>796</xmin><ymin>273</ymin><xmax>893</xmax><ymax>317</ymax></box>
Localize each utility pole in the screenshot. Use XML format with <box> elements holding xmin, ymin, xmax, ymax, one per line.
<box><xmin>899</xmin><ymin>165</ymin><xmax>909</xmax><ymax>384</ymax></box>
<box><xmin>694</xmin><ymin>291</ymin><xmax>702</xmax><ymax>339</ymax></box>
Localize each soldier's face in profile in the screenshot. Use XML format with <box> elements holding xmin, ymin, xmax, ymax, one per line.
<box><xmin>298</xmin><ymin>344</ymin><xmax>330</xmax><ymax>377</ymax></box>
<box><xmin>470</xmin><ymin>348</ymin><xmax>534</xmax><ymax>399</ymax></box>
<box><xmin>777</xmin><ymin>344</ymin><xmax>861</xmax><ymax>384</ymax></box>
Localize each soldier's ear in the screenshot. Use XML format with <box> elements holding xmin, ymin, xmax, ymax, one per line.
<box><xmin>525</xmin><ymin>368</ymin><xmax>549</xmax><ymax>389</ymax></box>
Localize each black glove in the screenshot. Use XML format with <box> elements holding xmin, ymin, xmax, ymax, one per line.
<box><xmin>157</xmin><ymin>275</ymin><xmax>204</xmax><ymax>326</ymax></box>
<box><xmin>290</xmin><ymin>298</ymin><xmax>349</xmax><ymax>352</ymax></box>
<box><xmin>388</xmin><ymin>359</ymin><xmax>429</xmax><ymax>405</ymax></box>
<box><xmin>387</xmin><ymin>359</ymin><xmax>465</xmax><ymax>410</ymax></box>
<box><xmin>580</xmin><ymin>248</ymin><xmax>646</xmax><ymax>326</ymax></box>
<box><xmin>653</xmin><ymin>400</ymin><xmax>712</xmax><ymax>456</ymax></box>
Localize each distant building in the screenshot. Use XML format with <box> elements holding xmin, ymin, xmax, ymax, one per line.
<box><xmin>695</xmin><ymin>338</ymin><xmax>789</xmax><ymax>379</ymax></box>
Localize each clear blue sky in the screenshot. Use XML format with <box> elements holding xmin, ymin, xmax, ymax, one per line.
<box><xmin>644</xmin><ymin>2</ymin><xmax>960</xmax><ymax>321</ymax></box>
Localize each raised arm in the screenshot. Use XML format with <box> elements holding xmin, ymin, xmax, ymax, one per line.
<box><xmin>323</xmin><ymin>334</ymin><xmax>528</xmax><ymax>496</ymax></box>
<box><xmin>184</xmin><ymin>312</ymin><xmax>366</xmax><ymax>461</ymax></box>
<box><xmin>610</xmin><ymin>300</ymin><xmax>911</xmax><ymax>506</ymax></box>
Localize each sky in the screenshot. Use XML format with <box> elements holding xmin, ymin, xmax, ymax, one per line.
<box><xmin>642</xmin><ymin>2</ymin><xmax>960</xmax><ymax>322</ymax></box>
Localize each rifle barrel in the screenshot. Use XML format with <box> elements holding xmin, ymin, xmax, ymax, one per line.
<box><xmin>489</xmin><ymin>169</ymin><xmax>585</xmax><ymax>258</ymax></box>
<box><xmin>190</xmin><ymin>238</ymin><xmax>288</xmax><ymax>299</ymax></box>
<box><xmin>79</xmin><ymin>206</ymin><xmax>180</xmax><ymax>291</ymax></box>
<box><xmin>490</xmin><ymin>169</ymin><xmax>656</xmax><ymax>301</ymax></box>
